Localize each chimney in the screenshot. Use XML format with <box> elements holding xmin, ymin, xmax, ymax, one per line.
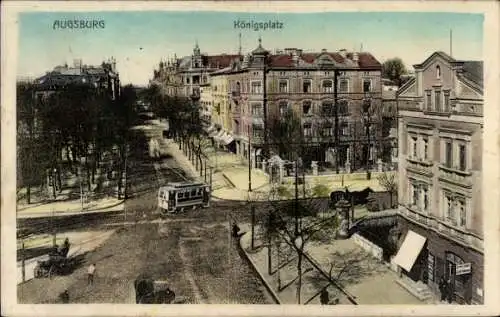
<box><xmin>242</xmin><ymin>54</ymin><xmax>250</xmax><ymax>68</ymax></box>
<box><xmin>321</xmin><ymin>49</ymin><xmax>327</xmax><ymax>53</ymax></box>
<box><xmin>292</xmin><ymin>51</ymin><xmax>299</xmax><ymax>66</ymax></box>
<box><xmin>339</xmin><ymin>49</ymin><xmax>347</xmax><ymax>58</ymax></box>
<box><xmin>352</xmin><ymin>52</ymin><xmax>359</xmax><ymax>63</ymax></box>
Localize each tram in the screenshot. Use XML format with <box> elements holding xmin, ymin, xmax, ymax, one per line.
<box><xmin>158</xmin><ymin>181</ymin><xmax>211</xmax><ymax>214</ymax></box>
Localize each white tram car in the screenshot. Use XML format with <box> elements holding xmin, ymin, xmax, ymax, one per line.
<box><xmin>158</xmin><ymin>182</ymin><xmax>211</xmax><ymax>214</ymax></box>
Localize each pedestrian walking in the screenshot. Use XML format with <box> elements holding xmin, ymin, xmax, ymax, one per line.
<box><xmin>438</xmin><ymin>276</ymin><xmax>447</xmax><ymax>302</ymax></box>
<box><xmin>59</xmin><ymin>289</ymin><xmax>70</xmax><ymax>303</ymax></box>
<box><xmin>87</xmin><ymin>263</ymin><xmax>96</xmax><ymax>286</ymax></box>
<box><xmin>320</xmin><ymin>289</ymin><xmax>329</xmax><ymax>305</ymax></box>
<box><xmin>232</xmin><ymin>222</ymin><xmax>240</xmax><ymax>238</ymax></box>
<box><xmin>446</xmin><ymin>279</ymin><xmax>454</xmax><ymax>304</ymax></box>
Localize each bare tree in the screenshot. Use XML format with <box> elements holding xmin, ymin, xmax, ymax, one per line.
<box><xmin>259</xmin><ymin>108</ymin><xmax>339</xmax><ymax>304</ymax></box>
<box><xmin>377</xmin><ymin>172</ymin><xmax>398</xmax><ymax>208</ymax></box>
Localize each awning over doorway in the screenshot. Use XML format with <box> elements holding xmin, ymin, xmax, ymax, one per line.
<box><xmin>392</xmin><ymin>230</ymin><xmax>427</xmax><ymax>272</ymax></box>
<box><xmin>221</xmin><ymin>133</ymin><xmax>234</xmax><ymax>145</ymax></box>
<box><xmin>213</xmin><ymin>130</ymin><xmax>225</xmax><ymax>142</ymax></box>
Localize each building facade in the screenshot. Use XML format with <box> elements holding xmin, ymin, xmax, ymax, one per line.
<box><xmin>199</xmin><ymin>83</ymin><xmax>213</xmax><ymax>126</ymax></box>
<box><xmin>33</xmin><ymin>58</ymin><xmax>120</xmax><ymax>100</ymax></box>
<box><xmin>208</xmin><ymin>67</ymin><xmax>236</xmax><ymax>150</ymax></box>
<box><xmin>153</xmin><ymin>43</ymin><xmax>240</xmax><ymax>100</ymax></box>
<box><xmin>225</xmin><ymin>39</ymin><xmax>392</xmax><ymax>173</ymax></box>
<box><xmin>394</xmin><ymin>51</ymin><xmax>483</xmax><ymax>304</ymax></box>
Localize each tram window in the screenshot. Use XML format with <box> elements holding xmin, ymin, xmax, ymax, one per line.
<box><xmin>191</xmin><ymin>189</ymin><xmax>197</xmax><ymax>196</ymax></box>
<box><xmin>178</xmin><ymin>192</ymin><xmax>184</xmax><ymax>199</ymax></box>
<box><xmin>169</xmin><ymin>191</ymin><xmax>174</xmax><ymax>199</ymax></box>
<box><xmin>198</xmin><ymin>188</ymin><xmax>203</xmax><ymax>195</ymax></box>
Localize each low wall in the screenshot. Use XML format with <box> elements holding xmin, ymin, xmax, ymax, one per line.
<box><xmin>281</xmin><ymin>171</ymin><xmax>396</xmax><ymax>185</ymax></box>
<box><xmin>352</xmin><ymin>233</ymin><xmax>383</xmax><ymax>261</ymax></box>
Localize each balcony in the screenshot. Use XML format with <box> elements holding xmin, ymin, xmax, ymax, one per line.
<box><xmin>190</xmin><ymin>88</ymin><xmax>200</xmax><ymax>100</ymax></box>
<box><xmin>406</xmin><ymin>158</ymin><xmax>433</xmax><ymax>177</ymax></box>
<box><xmin>438</xmin><ymin>165</ymin><xmax>473</xmax><ymax>188</ymax></box>
<box><xmin>401</xmin><ymin>205</ymin><xmax>483</xmax><ymax>252</ymax></box>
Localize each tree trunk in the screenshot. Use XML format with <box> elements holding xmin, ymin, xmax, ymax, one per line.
<box><xmin>26</xmin><ymin>186</ymin><xmax>31</xmax><ymax>205</ymax></box>
<box><xmin>57</xmin><ymin>164</ymin><xmax>62</xmax><ymax>192</ymax></box>
<box><xmin>297</xmin><ymin>250</ymin><xmax>303</xmax><ymax>304</ymax></box>
<box><xmin>277</xmin><ymin>241</ymin><xmax>281</xmax><ymax>290</ymax></box>
<box><xmin>267</xmin><ymin>235</ymin><xmax>272</xmax><ymax>275</ymax></box>
<box><xmin>66</xmin><ymin>146</ymin><xmax>73</xmax><ymax>170</ymax></box>
<box><xmin>198</xmin><ymin>155</ymin><xmax>203</xmax><ymax>177</ymax></box>
<box><xmin>85</xmin><ymin>155</ymin><xmax>91</xmax><ymax>192</ymax></box>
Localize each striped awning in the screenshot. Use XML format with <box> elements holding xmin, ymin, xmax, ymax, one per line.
<box><xmin>221</xmin><ymin>133</ymin><xmax>234</xmax><ymax>145</ymax></box>
<box><xmin>392</xmin><ymin>230</ymin><xmax>427</xmax><ymax>272</ymax></box>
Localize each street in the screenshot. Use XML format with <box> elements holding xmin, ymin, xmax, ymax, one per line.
<box><xmin>17</xmin><ymin>125</ymin><xmax>274</xmax><ymax>304</ymax></box>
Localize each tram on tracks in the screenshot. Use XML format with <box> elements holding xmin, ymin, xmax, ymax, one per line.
<box><xmin>158</xmin><ymin>181</ymin><xmax>211</xmax><ymax>214</ymax></box>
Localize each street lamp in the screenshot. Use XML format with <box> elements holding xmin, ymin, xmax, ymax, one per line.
<box><xmin>363</xmin><ymin>95</ymin><xmax>372</xmax><ymax>180</ymax></box>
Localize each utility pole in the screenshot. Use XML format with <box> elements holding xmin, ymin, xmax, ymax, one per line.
<box><xmin>248</xmin><ymin>125</ymin><xmax>252</xmax><ymax>192</ymax></box>
<box><xmin>263</xmin><ymin>49</ymin><xmax>269</xmax><ymax>160</ymax></box>
<box><xmin>251</xmin><ymin>205</ymin><xmax>256</xmax><ymax>250</ymax></box>
<box><xmin>334</xmin><ymin>69</ymin><xmax>340</xmax><ymax>174</ymax></box>
<box><xmin>294</xmin><ymin>159</ymin><xmax>299</xmax><ymax>236</ymax></box>
<box><xmin>21</xmin><ymin>240</ymin><xmax>26</xmax><ymax>282</ymax></box>
<box><xmin>364</xmin><ymin>97</ymin><xmax>372</xmax><ymax>180</ymax></box>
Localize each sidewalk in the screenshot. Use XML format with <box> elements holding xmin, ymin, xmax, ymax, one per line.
<box><xmin>163</xmin><ymin>141</ymin><xmax>271</xmax><ymax>201</ymax></box>
<box><xmin>239</xmin><ymin>223</ymin><xmax>432</xmax><ymax>305</ymax></box>
<box><xmin>16</xmin><ymin>196</ymin><xmax>124</xmax><ymax>219</ymax></box>
<box><xmin>17</xmin><ymin>230</ymin><xmax>116</xmax><ymax>285</ymax></box>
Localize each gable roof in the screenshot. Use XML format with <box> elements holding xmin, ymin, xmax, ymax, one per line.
<box><xmin>268</xmin><ymin>51</ymin><xmax>381</xmax><ymax>69</ymax></box>
<box><xmin>460</xmin><ymin>61</ymin><xmax>483</xmax><ymax>87</ymax></box>
<box><xmin>413</xmin><ymin>51</ymin><xmax>455</xmax><ymax>69</ymax></box>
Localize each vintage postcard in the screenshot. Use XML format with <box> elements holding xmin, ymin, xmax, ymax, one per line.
<box><xmin>1</xmin><ymin>1</ymin><xmax>499</xmax><ymax>316</ymax></box>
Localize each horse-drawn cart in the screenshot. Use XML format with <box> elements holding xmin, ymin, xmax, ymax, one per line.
<box><xmin>34</xmin><ymin>240</ymin><xmax>74</xmax><ymax>278</ymax></box>
<box><xmin>34</xmin><ymin>253</ymin><xmax>75</xmax><ymax>278</ymax></box>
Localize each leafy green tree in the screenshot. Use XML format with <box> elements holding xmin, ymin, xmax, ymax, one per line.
<box><xmin>17</xmin><ymin>83</ymin><xmax>39</xmax><ymax>203</ymax></box>
<box><xmin>382</xmin><ymin>57</ymin><xmax>407</xmax><ymax>87</ymax></box>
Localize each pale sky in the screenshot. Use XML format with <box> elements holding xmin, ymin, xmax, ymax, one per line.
<box><xmin>17</xmin><ymin>11</ymin><xmax>483</xmax><ymax>85</ymax></box>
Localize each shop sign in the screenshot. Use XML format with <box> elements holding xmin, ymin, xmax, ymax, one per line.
<box><xmin>456</xmin><ymin>263</ymin><xmax>472</xmax><ymax>275</ymax></box>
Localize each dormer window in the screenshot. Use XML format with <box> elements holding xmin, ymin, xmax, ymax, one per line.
<box><xmin>436</xmin><ymin>65</ymin><xmax>441</xmax><ymax>79</ymax></box>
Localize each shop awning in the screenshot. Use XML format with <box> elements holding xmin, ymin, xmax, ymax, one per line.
<box><xmin>213</xmin><ymin>130</ymin><xmax>225</xmax><ymax>142</ymax></box>
<box><xmin>392</xmin><ymin>230</ymin><xmax>427</xmax><ymax>272</ymax></box>
<box><xmin>223</xmin><ymin>133</ymin><xmax>234</xmax><ymax>145</ymax></box>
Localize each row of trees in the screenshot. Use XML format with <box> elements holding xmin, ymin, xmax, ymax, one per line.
<box><xmin>141</xmin><ymin>84</ymin><xmax>212</xmax><ymax>175</ymax></box>
<box><xmin>17</xmin><ymin>81</ymin><xmax>138</xmax><ymax>204</ymax></box>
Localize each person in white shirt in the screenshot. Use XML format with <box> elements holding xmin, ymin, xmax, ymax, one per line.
<box><xmin>87</xmin><ymin>263</ymin><xmax>96</xmax><ymax>285</ymax></box>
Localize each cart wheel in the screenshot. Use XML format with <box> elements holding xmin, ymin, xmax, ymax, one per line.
<box><xmin>48</xmin><ymin>265</ymin><xmax>55</xmax><ymax>279</ymax></box>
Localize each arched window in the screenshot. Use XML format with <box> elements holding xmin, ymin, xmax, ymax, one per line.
<box><xmin>436</xmin><ymin>65</ymin><xmax>441</xmax><ymax>79</ymax></box>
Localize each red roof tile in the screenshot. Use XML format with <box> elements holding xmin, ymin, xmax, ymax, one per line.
<box><xmin>206</xmin><ymin>54</ymin><xmax>241</xmax><ymax>68</ymax></box>
<box><xmin>268</xmin><ymin>52</ymin><xmax>381</xmax><ymax>69</ymax></box>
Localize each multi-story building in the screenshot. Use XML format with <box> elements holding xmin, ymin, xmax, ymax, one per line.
<box><xmin>225</xmin><ymin>39</ymin><xmax>390</xmax><ymax>172</ymax></box>
<box><xmin>208</xmin><ymin>66</ymin><xmax>237</xmax><ymax>151</ymax></box>
<box><xmin>393</xmin><ymin>51</ymin><xmax>483</xmax><ymax>304</ymax></box>
<box><xmin>33</xmin><ymin>58</ymin><xmax>120</xmax><ymax>100</ymax></box>
<box><xmin>153</xmin><ymin>43</ymin><xmax>240</xmax><ymax>101</ymax></box>
<box><xmin>199</xmin><ymin>83</ymin><xmax>213</xmax><ymax>126</ymax></box>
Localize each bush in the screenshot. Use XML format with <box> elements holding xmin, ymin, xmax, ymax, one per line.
<box><xmin>366</xmin><ymin>193</ymin><xmax>380</xmax><ymax>212</ymax></box>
